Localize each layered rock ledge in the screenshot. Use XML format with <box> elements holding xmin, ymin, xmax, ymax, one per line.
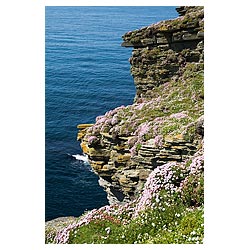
<box><xmin>122</xmin><ymin>6</ymin><xmax>204</xmax><ymax>100</ymax></box>
<box><xmin>77</xmin><ymin>6</ymin><xmax>204</xmax><ymax>205</ymax></box>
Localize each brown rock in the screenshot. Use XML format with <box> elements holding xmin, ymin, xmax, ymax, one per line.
<box><xmin>80</xmin><ymin>142</ymin><xmax>89</xmax><ymax>154</ymax></box>
<box><xmin>117</xmin><ymin>153</ymin><xmax>131</xmax><ymax>163</ymax></box>
<box><xmin>77</xmin><ymin>124</ymin><xmax>93</xmax><ymax>129</ymax></box>
<box><xmin>139</xmin><ymin>169</ymin><xmax>150</xmax><ymax>180</ymax></box>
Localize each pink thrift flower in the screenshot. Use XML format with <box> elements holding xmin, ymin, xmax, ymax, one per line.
<box><xmin>170</xmin><ymin>112</ymin><xmax>188</xmax><ymax>119</ymax></box>
<box><xmin>154</xmin><ymin>135</ymin><xmax>163</xmax><ymax>147</ymax></box>
<box><xmin>138</xmin><ymin>123</ymin><xmax>150</xmax><ymax>137</ymax></box>
<box><xmin>88</xmin><ymin>136</ymin><xmax>98</xmax><ymax>145</ymax></box>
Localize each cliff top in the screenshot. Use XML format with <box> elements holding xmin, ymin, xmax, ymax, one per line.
<box><xmin>122</xmin><ymin>6</ymin><xmax>204</xmax><ymax>48</ymax></box>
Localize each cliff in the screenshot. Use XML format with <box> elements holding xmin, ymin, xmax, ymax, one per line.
<box><xmin>77</xmin><ymin>6</ymin><xmax>204</xmax><ymax>205</ymax></box>
<box><xmin>46</xmin><ymin>6</ymin><xmax>204</xmax><ymax>244</ymax></box>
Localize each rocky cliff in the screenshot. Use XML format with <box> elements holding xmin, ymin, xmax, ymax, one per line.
<box><xmin>77</xmin><ymin>6</ymin><xmax>204</xmax><ymax>205</ymax></box>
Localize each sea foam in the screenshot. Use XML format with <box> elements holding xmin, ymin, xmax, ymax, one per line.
<box><xmin>72</xmin><ymin>154</ymin><xmax>89</xmax><ymax>162</ymax></box>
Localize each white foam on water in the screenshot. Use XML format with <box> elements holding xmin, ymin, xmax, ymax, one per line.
<box><xmin>72</xmin><ymin>154</ymin><xmax>89</xmax><ymax>162</ymax></box>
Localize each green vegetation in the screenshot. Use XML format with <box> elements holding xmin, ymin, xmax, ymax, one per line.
<box><xmin>67</xmin><ymin>204</ymin><xmax>203</xmax><ymax>244</ymax></box>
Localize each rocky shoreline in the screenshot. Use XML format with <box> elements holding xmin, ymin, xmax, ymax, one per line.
<box><xmin>77</xmin><ymin>6</ymin><xmax>204</xmax><ymax>204</ymax></box>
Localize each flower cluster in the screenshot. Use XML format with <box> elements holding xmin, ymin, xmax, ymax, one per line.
<box><xmin>87</xmin><ymin>105</ymin><xmax>126</xmax><ymax>135</ymax></box>
<box><xmin>134</xmin><ymin>143</ymin><xmax>204</xmax><ymax>217</ymax></box>
<box><xmin>87</xmin><ymin>135</ymin><xmax>99</xmax><ymax>145</ymax></box>
<box><xmin>133</xmin><ymin>162</ymin><xmax>187</xmax><ymax>217</ymax></box>
<box><xmin>188</xmin><ymin>153</ymin><xmax>204</xmax><ymax>174</ymax></box>
<box><xmin>154</xmin><ymin>135</ymin><xmax>163</xmax><ymax>147</ymax></box>
<box><xmin>138</xmin><ymin>122</ymin><xmax>150</xmax><ymax>137</ymax></box>
<box><xmin>170</xmin><ymin>111</ymin><xmax>188</xmax><ymax>119</ymax></box>
<box><xmin>54</xmin><ymin>202</ymin><xmax>136</xmax><ymax>244</ymax></box>
<box><xmin>179</xmin><ymin>144</ymin><xmax>204</xmax><ymax>206</ymax></box>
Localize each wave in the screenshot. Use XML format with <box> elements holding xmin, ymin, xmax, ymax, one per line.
<box><xmin>71</xmin><ymin>154</ymin><xmax>89</xmax><ymax>162</ymax></box>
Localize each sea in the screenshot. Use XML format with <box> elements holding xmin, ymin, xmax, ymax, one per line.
<box><xmin>45</xmin><ymin>6</ymin><xmax>178</xmax><ymax>221</ymax></box>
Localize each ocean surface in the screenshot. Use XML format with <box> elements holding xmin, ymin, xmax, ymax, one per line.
<box><xmin>45</xmin><ymin>6</ymin><xmax>178</xmax><ymax>221</ymax></box>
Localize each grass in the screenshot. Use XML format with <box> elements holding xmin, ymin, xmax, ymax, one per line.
<box><xmin>145</xmin><ymin>206</ymin><xmax>204</xmax><ymax>244</ymax></box>
<box><xmin>67</xmin><ymin>203</ymin><xmax>204</xmax><ymax>244</ymax></box>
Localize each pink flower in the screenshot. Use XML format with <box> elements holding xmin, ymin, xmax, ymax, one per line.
<box><xmin>96</xmin><ymin>116</ymin><xmax>106</xmax><ymax>124</ymax></box>
<box><xmin>138</xmin><ymin>123</ymin><xmax>150</xmax><ymax>137</ymax></box>
<box><xmin>170</xmin><ymin>112</ymin><xmax>188</xmax><ymax>119</ymax></box>
<box><xmin>154</xmin><ymin>135</ymin><xmax>163</xmax><ymax>147</ymax></box>
<box><xmin>88</xmin><ymin>136</ymin><xmax>98</xmax><ymax>145</ymax></box>
<box><xmin>135</xmin><ymin>102</ymin><xmax>145</xmax><ymax>110</ymax></box>
<box><xmin>164</xmin><ymin>82</ymin><xmax>169</xmax><ymax>88</ymax></box>
<box><xmin>129</xmin><ymin>144</ymin><xmax>137</xmax><ymax>157</ymax></box>
<box><xmin>111</xmin><ymin>115</ymin><xmax>119</xmax><ymax>125</ymax></box>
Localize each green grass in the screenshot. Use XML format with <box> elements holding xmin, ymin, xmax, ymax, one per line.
<box><xmin>66</xmin><ymin>178</ymin><xmax>204</xmax><ymax>244</ymax></box>
<box><xmin>67</xmin><ymin>203</ymin><xmax>204</xmax><ymax>244</ymax></box>
<box><xmin>145</xmin><ymin>206</ymin><xmax>204</xmax><ymax>244</ymax></box>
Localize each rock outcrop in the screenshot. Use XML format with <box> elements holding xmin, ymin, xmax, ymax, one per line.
<box><xmin>122</xmin><ymin>6</ymin><xmax>204</xmax><ymax>101</ymax></box>
<box><xmin>77</xmin><ymin>6</ymin><xmax>204</xmax><ymax>205</ymax></box>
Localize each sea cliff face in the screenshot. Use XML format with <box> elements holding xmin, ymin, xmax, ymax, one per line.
<box><xmin>77</xmin><ymin>6</ymin><xmax>204</xmax><ymax>205</ymax></box>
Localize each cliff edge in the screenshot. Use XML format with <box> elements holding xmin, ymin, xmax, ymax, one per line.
<box><xmin>77</xmin><ymin>6</ymin><xmax>204</xmax><ymax>204</ymax></box>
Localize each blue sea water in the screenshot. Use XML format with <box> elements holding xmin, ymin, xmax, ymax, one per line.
<box><xmin>45</xmin><ymin>6</ymin><xmax>178</xmax><ymax>221</ymax></box>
